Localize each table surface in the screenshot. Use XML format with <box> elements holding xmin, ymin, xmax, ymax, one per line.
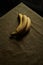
<box><xmin>0</xmin><ymin>2</ymin><xmax>43</xmax><ymax>65</ymax></box>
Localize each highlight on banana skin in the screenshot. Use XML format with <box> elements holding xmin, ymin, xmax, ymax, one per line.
<box><xmin>10</xmin><ymin>13</ymin><xmax>31</xmax><ymax>37</ymax></box>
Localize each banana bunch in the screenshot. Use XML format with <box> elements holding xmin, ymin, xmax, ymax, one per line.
<box><xmin>11</xmin><ymin>13</ymin><xmax>31</xmax><ymax>37</ymax></box>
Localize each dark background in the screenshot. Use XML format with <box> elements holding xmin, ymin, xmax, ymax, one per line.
<box><xmin>0</xmin><ymin>0</ymin><xmax>43</xmax><ymax>17</ymax></box>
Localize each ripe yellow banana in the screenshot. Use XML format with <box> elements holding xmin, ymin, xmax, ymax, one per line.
<box><xmin>11</xmin><ymin>13</ymin><xmax>31</xmax><ymax>36</ymax></box>
<box><xmin>26</xmin><ymin>17</ymin><xmax>31</xmax><ymax>31</ymax></box>
<box><xmin>16</xmin><ymin>14</ymin><xmax>27</xmax><ymax>32</ymax></box>
<box><xmin>11</xmin><ymin>13</ymin><xmax>23</xmax><ymax>35</ymax></box>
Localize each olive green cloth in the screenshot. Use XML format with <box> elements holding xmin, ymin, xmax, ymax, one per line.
<box><xmin>0</xmin><ymin>2</ymin><xmax>43</xmax><ymax>65</ymax></box>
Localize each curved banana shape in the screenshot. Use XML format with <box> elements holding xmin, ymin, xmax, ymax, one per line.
<box><xmin>16</xmin><ymin>13</ymin><xmax>23</xmax><ymax>32</ymax></box>
<box><xmin>11</xmin><ymin>13</ymin><xmax>23</xmax><ymax>35</ymax></box>
<box><xmin>11</xmin><ymin>13</ymin><xmax>31</xmax><ymax>36</ymax></box>
<box><xmin>26</xmin><ymin>17</ymin><xmax>31</xmax><ymax>31</ymax></box>
<box><xmin>16</xmin><ymin>14</ymin><xmax>27</xmax><ymax>32</ymax></box>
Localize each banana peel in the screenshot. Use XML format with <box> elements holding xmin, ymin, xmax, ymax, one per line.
<box><xmin>10</xmin><ymin>13</ymin><xmax>31</xmax><ymax>39</ymax></box>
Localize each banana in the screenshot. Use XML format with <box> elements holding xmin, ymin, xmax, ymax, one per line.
<box><xmin>26</xmin><ymin>17</ymin><xmax>31</xmax><ymax>31</ymax></box>
<box><xmin>10</xmin><ymin>13</ymin><xmax>31</xmax><ymax>36</ymax></box>
<box><xmin>16</xmin><ymin>14</ymin><xmax>27</xmax><ymax>32</ymax></box>
<box><xmin>11</xmin><ymin>13</ymin><xmax>27</xmax><ymax>35</ymax></box>
<box><xmin>11</xmin><ymin>13</ymin><xmax>23</xmax><ymax>35</ymax></box>
<box><xmin>15</xmin><ymin>13</ymin><xmax>23</xmax><ymax>32</ymax></box>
